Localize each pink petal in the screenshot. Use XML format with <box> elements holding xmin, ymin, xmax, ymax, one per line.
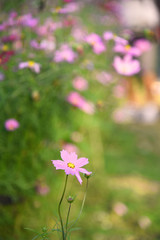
<box><xmin>75</xmin><ymin>170</ymin><xmax>82</xmax><ymax>184</ymax></box>
<box><xmin>69</xmin><ymin>152</ymin><xmax>78</xmax><ymax>163</ymax></box>
<box><xmin>78</xmin><ymin>167</ymin><xmax>92</xmax><ymax>175</ymax></box>
<box><xmin>51</xmin><ymin>160</ymin><xmax>66</xmax><ymax>170</ymax></box>
<box><xmin>76</xmin><ymin>157</ymin><xmax>89</xmax><ymax>167</ymax></box>
<box><xmin>65</xmin><ymin>167</ymin><xmax>75</xmax><ymax>175</ymax></box>
<box><xmin>60</xmin><ymin>150</ymin><xmax>71</xmax><ymax>162</ymax></box>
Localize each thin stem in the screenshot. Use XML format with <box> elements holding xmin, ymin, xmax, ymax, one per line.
<box><xmin>65</xmin><ymin>203</ymin><xmax>72</xmax><ymax>239</ymax></box>
<box><xmin>58</xmin><ymin>174</ymin><xmax>69</xmax><ymax>240</ymax></box>
<box><xmin>69</xmin><ymin>178</ymin><xmax>89</xmax><ymax>230</ymax></box>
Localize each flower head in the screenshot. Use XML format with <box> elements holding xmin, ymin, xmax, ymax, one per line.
<box><xmin>5</xmin><ymin>119</ymin><xmax>19</xmax><ymax>131</ymax></box>
<box><xmin>51</xmin><ymin>150</ymin><xmax>92</xmax><ymax>184</ymax></box>
<box><xmin>54</xmin><ymin>44</ymin><xmax>77</xmax><ymax>63</ymax></box>
<box><xmin>19</xmin><ymin>61</ymin><xmax>40</xmax><ymax>73</ymax></box>
<box><xmin>113</xmin><ymin>55</ymin><xmax>141</xmax><ymax>76</ymax></box>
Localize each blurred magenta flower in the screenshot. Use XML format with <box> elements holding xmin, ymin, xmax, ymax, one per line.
<box><xmin>134</xmin><ymin>39</ymin><xmax>151</xmax><ymax>53</ymax></box>
<box><xmin>51</xmin><ymin>150</ymin><xmax>92</xmax><ymax>184</ymax></box>
<box><xmin>85</xmin><ymin>33</ymin><xmax>106</xmax><ymax>54</ymax></box>
<box><xmin>103</xmin><ymin>31</ymin><xmax>128</xmax><ymax>45</ymax></box>
<box><xmin>18</xmin><ymin>14</ymin><xmax>38</xmax><ymax>28</ymax></box>
<box><xmin>67</xmin><ymin>92</ymin><xmax>95</xmax><ymax>114</ymax></box>
<box><xmin>0</xmin><ymin>72</ymin><xmax>4</xmax><ymax>81</ymax></box>
<box><xmin>54</xmin><ymin>44</ymin><xmax>77</xmax><ymax>63</ymax></box>
<box><xmin>103</xmin><ymin>31</ymin><xmax>113</xmax><ymax>41</ymax></box>
<box><xmin>5</xmin><ymin>119</ymin><xmax>19</xmax><ymax>131</ymax></box>
<box><xmin>52</xmin><ymin>3</ymin><xmax>79</xmax><ymax>14</ymax></box>
<box><xmin>114</xmin><ymin>43</ymin><xmax>141</xmax><ymax>56</ymax></box>
<box><xmin>113</xmin><ymin>55</ymin><xmax>141</xmax><ymax>76</ymax></box>
<box><xmin>72</xmin><ymin>76</ymin><xmax>88</xmax><ymax>91</ymax></box>
<box><xmin>19</xmin><ymin>61</ymin><xmax>40</xmax><ymax>73</ymax></box>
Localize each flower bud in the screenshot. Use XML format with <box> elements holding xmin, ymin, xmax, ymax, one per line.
<box><xmin>67</xmin><ymin>195</ymin><xmax>75</xmax><ymax>203</ymax></box>
<box><xmin>84</xmin><ymin>172</ymin><xmax>93</xmax><ymax>179</ymax></box>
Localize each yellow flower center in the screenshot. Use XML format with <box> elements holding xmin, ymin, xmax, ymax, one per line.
<box><xmin>67</xmin><ymin>163</ymin><xmax>75</xmax><ymax>169</ymax></box>
<box><xmin>2</xmin><ymin>45</ymin><xmax>9</xmax><ymax>51</ymax></box>
<box><xmin>28</xmin><ymin>61</ymin><xmax>35</xmax><ymax>67</ymax></box>
<box><xmin>55</xmin><ymin>6</ymin><xmax>61</xmax><ymax>13</ymax></box>
<box><xmin>125</xmin><ymin>45</ymin><xmax>131</xmax><ymax>50</ymax></box>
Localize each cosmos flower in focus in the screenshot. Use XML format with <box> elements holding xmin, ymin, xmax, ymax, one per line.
<box><xmin>51</xmin><ymin>150</ymin><xmax>92</xmax><ymax>184</ymax></box>
<box><xmin>5</xmin><ymin>119</ymin><xmax>19</xmax><ymax>131</ymax></box>
<box><xmin>19</xmin><ymin>61</ymin><xmax>41</xmax><ymax>73</ymax></box>
<box><xmin>113</xmin><ymin>55</ymin><xmax>141</xmax><ymax>76</ymax></box>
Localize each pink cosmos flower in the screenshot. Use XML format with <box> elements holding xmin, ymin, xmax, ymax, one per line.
<box><xmin>114</xmin><ymin>43</ymin><xmax>141</xmax><ymax>56</ymax></box>
<box><xmin>103</xmin><ymin>31</ymin><xmax>113</xmax><ymax>41</ymax></box>
<box><xmin>62</xmin><ymin>143</ymin><xmax>79</xmax><ymax>153</ymax></box>
<box><xmin>51</xmin><ymin>150</ymin><xmax>92</xmax><ymax>184</ymax></box>
<box><xmin>18</xmin><ymin>14</ymin><xmax>38</xmax><ymax>28</ymax></box>
<box><xmin>103</xmin><ymin>31</ymin><xmax>128</xmax><ymax>45</ymax></box>
<box><xmin>54</xmin><ymin>44</ymin><xmax>77</xmax><ymax>63</ymax></box>
<box><xmin>19</xmin><ymin>61</ymin><xmax>40</xmax><ymax>73</ymax></box>
<box><xmin>134</xmin><ymin>39</ymin><xmax>151</xmax><ymax>53</ymax></box>
<box><xmin>67</xmin><ymin>92</ymin><xmax>95</xmax><ymax>114</ymax></box>
<box><xmin>72</xmin><ymin>76</ymin><xmax>88</xmax><ymax>91</ymax></box>
<box><xmin>5</xmin><ymin>119</ymin><xmax>19</xmax><ymax>131</ymax></box>
<box><xmin>85</xmin><ymin>33</ymin><xmax>106</xmax><ymax>54</ymax></box>
<box><xmin>113</xmin><ymin>55</ymin><xmax>141</xmax><ymax>76</ymax></box>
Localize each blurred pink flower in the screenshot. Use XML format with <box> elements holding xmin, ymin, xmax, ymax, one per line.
<box><xmin>52</xmin><ymin>3</ymin><xmax>79</xmax><ymax>14</ymax></box>
<box><xmin>0</xmin><ymin>72</ymin><xmax>5</xmax><ymax>81</ymax></box>
<box><xmin>103</xmin><ymin>31</ymin><xmax>128</xmax><ymax>45</ymax></box>
<box><xmin>5</xmin><ymin>119</ymin><xmax>19</xmax><ymax>131</ymax></box>
<box><xmin>134</xmin><ymin>39</ymin><xmax>151</xmax><ymax>53</ymax></box>
<box><xmin>54</xmin><ymin>44</ymin><xmax>77</xmax><ymax>63</ymax></box>
<box><xmin>85</xmin><ymin>33</ymin><xmax>106</xmax><ymax>54</ymax></box>
<box><xmin>67</xmin><ymin>92</ymin><xmax>95</xmax><ymax>114</ymax></box>
<box><xmin>113</xmin><ymin>202</ymin><xmax>128</xmax><ymax>216</ymax></box>
<box><xmin>103</xmin><ymin>31</ymin><xmax>113</xmax><ymax>41</ymax></box>
<box><xmin>113</xmin><ymin>85</ymin><xmax>125</xmax><ymax>98</ymax></box>
<box><xmin>51</xmin><ymin>150</ymin><xmax>92</xmax><ymax>184</ymax></box>
<box><xmin>18</xmin><ymin>14</ymin><xmax>38</xmax><ymax>28</ymax></box>
<box><xmin>62</xmin><ymin>143</ymin><xmax>79</xmax><ymax>153</ymax></box>
<box><xmin>72</xmin><ymin>76</ymin><xmax>88</xmax><ymax>91</ymax></box>
<box><xmin>96</xmin><ymin>71</ymin><xmax>113</xmax><ymax>85</ymax></box>
<box><xmin>113</xmin><ymin>55</ymin><xmax>141</xmax><ymax>76</ymax></box>
<box><xmin>138</xmin><ymin>216</ymin><xmax>151</xmax><ymax>229</ymax></box>
<box><xmin>35</xmin><ymin>183</ymin><xmax>50</xmax><ymax>195</ymax></box>
<box><xmin>114</xmin><ymin>43</ymin><xmax>141</xmax><ymax>56</ymax></box>
<box><xmin>19</xmin><ymin>61</ymin><xmax>41</xmax><ymax>73</ymax></box>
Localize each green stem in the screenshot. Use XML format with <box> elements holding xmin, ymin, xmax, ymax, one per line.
<box><xmin>65</xmin><ymin>203</ymin><xmax>72</xmax><ymax>239</ymax></box>
<box><xmin>69</xmin><ymin>178</ymin><xmax>89</xmax><ymax>230</ymax></box>
<box><xmin>58</xmin><ymin>174</ymin><xmax>69</xmax><ymax>240</ymax></box>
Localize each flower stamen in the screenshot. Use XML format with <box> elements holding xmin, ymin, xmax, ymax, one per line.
<box><xmin>67</xmin><ymin>162</ymin><xmax>75</xmax><ymax>169</ymax></box>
